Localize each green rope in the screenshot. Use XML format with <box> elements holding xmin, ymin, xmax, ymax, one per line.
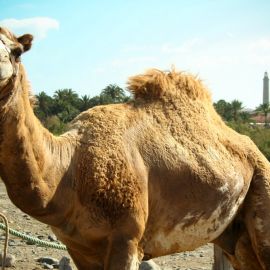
<box><xmin>0</xmin><ymin>222</ymin><xmax>67</xmax><ymax>250</ymax></box>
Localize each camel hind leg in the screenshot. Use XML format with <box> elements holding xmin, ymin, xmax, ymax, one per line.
<box><xmin>244</xmin><ymin>166</ymin><xmax>270</xmax><ymax>269</ymax></box>
<box><xmin>225</xmin><ymin>231</ymin><xmax>262</xmax><ymax>270</ymax></box>
<box><xmin>213</xmin><ymin>217</ymin><xmax>261</xmax><ymax>269</ymax></box>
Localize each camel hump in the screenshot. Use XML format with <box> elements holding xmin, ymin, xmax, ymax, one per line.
<box><xmin>127</xmin><ymin>68</ymin><xmax>211</xmax><ymax>101</ymax></box>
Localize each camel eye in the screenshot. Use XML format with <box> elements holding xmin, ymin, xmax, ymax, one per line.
<box><xmin>12</xmin><ymin>47</ymin><xmax>22</xmax><ymax>58</ymax></box>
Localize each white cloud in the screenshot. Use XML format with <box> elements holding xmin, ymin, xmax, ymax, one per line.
<box><xmin>122</xmin><ymin>45</ymin><xmax>154</xmax><ymax>53</ymax></box>
<box><xmin>15</xmin><ymin>3</ymin><xmax>35</xmax><ymax>9</ymax></box>
<box><xmin>246</xmin><ymin>38</ymin><xmax>270</xmax><ymax>65</ymax></box>
<box><xmin>93</xmin><ymin>67</ymin><xmax>106</xmax><ymax>74</ymax></box>
<box><xmin>226</xmin><ymin>32</ymin><xmax>234</xmax><ymax>38</ymax></box>
<box><xmin>161</xmin><ymin>38</ymin><xmax>202</xmax><ymax>54</ymax></box>
<box><xmin>0</xmin><ymin>17</ymin><xmax>59</xmax><ymax>39</ymax></box>
<box><xmin>111</xmin><ymin>56</ymin><xmax>157</xmax><ymax>68</ymax></box>
<box><xmin>249</xmin><ymin>38</ymin><xmax>270</xmax><ymax>51</ymax></box>
<box><xmin>99</xmin><ymin>37</ymin><xmax>270</xmax><ymax>75</ymax></box>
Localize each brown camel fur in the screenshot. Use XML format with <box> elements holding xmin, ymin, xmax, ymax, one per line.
<box><xmin>0</xmin><ymin>27</ymin><xmax>270</xmax><ymax>270</ymax></box>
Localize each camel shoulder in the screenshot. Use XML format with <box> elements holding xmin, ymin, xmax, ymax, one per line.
<box><xmin>71</xmin><ymin>106</ymin><xmax>143</xmax><ymax>221</ymax></box>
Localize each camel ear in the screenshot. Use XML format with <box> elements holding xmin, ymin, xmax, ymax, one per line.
<box><xmin>17</xmin><ymin>34</ymin><xmax>33</xmax><ymax>52</ymax></box>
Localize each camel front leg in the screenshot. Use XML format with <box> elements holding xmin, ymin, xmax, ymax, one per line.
<box><xmin>103</xmin><ymin>193</ymin><xmax>146</xmax><ymax>270</ymax></box>
<box><xmin>104</xmin><ymin>235</ymin><xmax>140</xmax><ymax>270</ymax></box>
<box><xmin>67</xmin><ymin>248</ymin><xmax>103</xmax><ymax>270</ymax></box>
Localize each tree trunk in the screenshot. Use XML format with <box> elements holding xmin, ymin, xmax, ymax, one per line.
<box><xmin>213</xmin><ymin>245</ymin><xmax>234</xmax><ymax>270</ymax></box>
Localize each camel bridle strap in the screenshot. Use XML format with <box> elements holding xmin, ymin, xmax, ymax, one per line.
<box><xmin>0</xmin><ymin>38</ymin><xmax>19</xmax><ymax>78</ymax></box>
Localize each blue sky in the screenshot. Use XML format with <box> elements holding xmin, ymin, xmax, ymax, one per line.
<box><xmin>1</xmin><ymin>0</ymin><xmax>270</xmax><ymax>108</ymax></box>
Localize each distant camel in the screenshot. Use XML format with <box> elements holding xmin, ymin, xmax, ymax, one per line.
<box><xmin>0</xmin><ymin>27</ymin><xmax>269</xmax><ymax>270</ymax></box>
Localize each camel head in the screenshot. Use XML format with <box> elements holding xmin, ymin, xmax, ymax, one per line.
<box><xmin>0</xmin><ymin>27</ymin><xmax>33</xmax><ymax>82</ymax></box>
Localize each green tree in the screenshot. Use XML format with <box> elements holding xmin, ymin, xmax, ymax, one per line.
<box><xmin>52</xmin><ymin>89</ymin><xmax>80</xmax><ymax>122</ymax></box>
<box><xmin>34</xmin><ymin>91</ymin><xmax>54</xmax><ymax>122</ymax></box>
<box><xmin>213</xmin><ymin>99</ymin><xmax>232</xmax><ymax>121</ymax></box>
<box><xmin>78</xmin><ymin>95</ymin><xmax>92</xmax><ymax>112</ymax></box>
<box><xmin>239</xmin><ymin>111</ymin><xmax>252</xmax><ymax>123</ymax></box>
<box><xmin>89</xmin><ymin>95</ymin><xmax>102</xmax><ymax>108</ymax></box>
<box><xmin>34</xmin><ymin>85</ymin><xmax>131</xmax><ymax>135</ymax></box>
<box><xmin>53</xmin><ymin>89</ymin><xmax>80</xmax><ymax>108</ymax></box>
<box><xmin>44</xmin><ymin>115</ymin><xmax>67</xmax><ymax>135</ymax></box>
<box><xmin>230</xmin><ymin>99</ymin><xmax>243</xmax><ymax>122</ymax></box>
<box><xmin>100</xmin><ymin>84</ymin><xmax>127</xmax><ymax>104</ymax></box>
<box><xmin>256</xmin><ymin>103</ymin><xmax>270</xmax><ymax>127</ymax></box>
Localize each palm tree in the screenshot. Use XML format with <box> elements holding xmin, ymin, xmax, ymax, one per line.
<box><xmin>35</xmin><ymin>91</ymin><xmax>54</xmax><ymax>121</ymax></box>
<box><xmin>213</xmin><ymin>99</ymin><xmax>232</xmax><ymax>121</ymax></box>
<box><xmin>53</xmin><ymin>89</ymin><xmax>80</xmax><ymax>122</ymax></box>
<box><xmin>256</xmin><ymin>103</ymin><xmax>270</xmax><ymax>126</ymax></box>
<box><xmin>239</xmin><ymin>111</ymin><xmax>252</xmax><ymax>123</ymax></box>
<box><xmin>53</xmin><ymin>89</ymin><xmax>79</xmax><ymax>107</ymax></box>
<box><xmin>79</xmin><ymin>95</ymin><xmax>92</xmax><ymax>112</ymax></box>
<box><xmin>231</xmin><ymin>99</ymin><xmax>243</xmax><ymax>122</ymax></box>
<box><xmin>100</xmin><ymin>84</ymin><xmax>126</xmax><ymax>104</ymax></box>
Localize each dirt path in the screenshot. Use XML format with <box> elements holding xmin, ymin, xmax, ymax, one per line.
<box><xmin>0</xmin><ymin>182</ymin><xmax>214</xmax><ymax>269</ymax></box>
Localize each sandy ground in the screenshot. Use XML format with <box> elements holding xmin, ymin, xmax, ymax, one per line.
<box><xmin>0</xmin><ymin>181</ymin><xmax>214</xmax><ymax>269</ymax></box>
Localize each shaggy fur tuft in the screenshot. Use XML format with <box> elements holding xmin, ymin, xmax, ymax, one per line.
<box><xmin>127</xmin><ymin>68</ymin><xmax>211</xmax><ymax>101</ymax></box>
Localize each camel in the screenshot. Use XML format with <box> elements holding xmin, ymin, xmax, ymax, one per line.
<box><xmin>0</xmin><ymin>27</ymin><xmax>270</xmax><ymax>270</ymax></box>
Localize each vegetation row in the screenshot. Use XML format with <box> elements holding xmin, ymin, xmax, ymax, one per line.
<box><xmin>34</xmin><ymin>85</ymin><xmax>270</xmax><ymax>160</ymax></box>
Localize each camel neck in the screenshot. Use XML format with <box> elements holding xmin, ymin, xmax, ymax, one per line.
<box><xmin>0</xmin><ymin>66</ymin><xmax>77</xmax><ymax>220</ymax></box>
